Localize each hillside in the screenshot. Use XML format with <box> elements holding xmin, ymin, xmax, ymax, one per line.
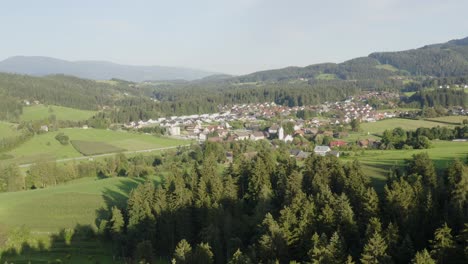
<box><xmin>0</xmin><ymin>56</ymin><xmax>218</xmax><ymax>82</ymax></box>
<box><xmin>229</xmin><ymin>36</ymin><xmax>468</xmax><ymax>83</ymax></box>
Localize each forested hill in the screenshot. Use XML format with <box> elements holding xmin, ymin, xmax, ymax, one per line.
<box><xmin>0</xmin><ymin>73</ymin><xmax>139</xmax><ymax>111</ymax></box>
<box><xmin>0</xmin><ymin>56</ymin><xmax>217</xmax><ymax>82</ymax></box>
<box><xmin>229</xmin><ymin>36</ymin><xmax>468</xmax><ymax>83</ymax></box>
<box><xmin>370</xmin><ymin>36</ymin><xmax>468</xmax><ymax>77</ymax></box>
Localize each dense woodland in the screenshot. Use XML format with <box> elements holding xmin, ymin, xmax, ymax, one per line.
<box><xmin>98</xmin><ymin>143</ymin><xmax>468</xmax><ymax>263</ymax></box>
<box><xmin>2</xmin><ymin>141</ymin><xmax>466</xmax><ymax>263</ymax></box>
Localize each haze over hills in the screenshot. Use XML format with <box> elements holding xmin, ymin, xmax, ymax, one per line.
<box><xmin>1</xmin><ymin>36</ymin><xmax>467</xmax><ymax>83</ymax></box>
<box><xmin>0</xmin><ymin>56</ymin><xmax>219</xmax><ymax>82</ymax></box>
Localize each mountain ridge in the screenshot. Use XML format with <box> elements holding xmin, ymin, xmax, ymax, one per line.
<box><xmin>0</xmin><ymin>56</ymin><xmax>219</xmax><ymax>82</ymax></box>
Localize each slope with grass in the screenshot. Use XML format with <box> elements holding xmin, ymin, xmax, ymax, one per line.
<box><xmin>425</xmin><ymin>115</ymin><xmax>468</xmax><ymax>125</ymax></box>
<box><xmin>0</xmin><ymin>121</ymin><xmax>17</xmax><ymax>139</ymax></box>
<box><xmin>2</xmin><ymin>128</ymin><xmax>188</xmax><ymax>165</ymax></box>
<box><xmin>20</xmin><ymin>104</ymin><xmax>97</xmax><ymax>122</ymax></box>
<box><xmin>360</xmin><ymin>118</ymin><xmax>452</xmax><ymax>135</ymax></box>
<box><xmin>342</xmin><ymin>141</ymin><xmax>468</xmax><ymax>192</ymax></box>
<box><xmin>0</xmin><ymin>176</ymin><xmax>156</xmax><ymax>263</ymax></box>
<box><xmin>0</xmin><ymin>176</ymin><xmax>151</xmax><ymax>234</ymax></box>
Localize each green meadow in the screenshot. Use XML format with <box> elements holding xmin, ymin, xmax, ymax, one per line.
<box><xmin>2</xmin><ymin>128</ymin><xmax>188</xmax><ymax>165</ymax></box>
<box><xmin>425</xmin><ymin>115</ymin><xmax>468</xmax><ymax>125</ymax></box>
<box><xmin>360</xmin><ymin>118</ymin><xmax>452</xmax><ymax>135</ymax></box>
<box><xmin>20</xmin><ymin>105</ymin><xmax>97</xmax><ymax>122</ymax></box>
<box><xmin>375</xmin><ymin>64</ymin><xmax>399</xmax><ymax>72</ymax></box>
<box><xmin>342</xmin><ymin>141</ymin><xmax>468</xmax><ymax>192</ymax></box>
<box><xmin>316</xmin><ymin>73</ymin><xmax>338</xmax><ymax>80</ymax></box>
<box><xmin>0</xmin><ymin>121</ymin><xmax>17</xmax><ymax>139</ymax></box>
<box><xmin>0</xmin><ymin>176</ymin><xmax>157</xmax><ymax>263</ymax></box>
<box><xmin>0</xmin><ymin>176</ymin><xmax>151</xmax><ymax>234</ymax></box>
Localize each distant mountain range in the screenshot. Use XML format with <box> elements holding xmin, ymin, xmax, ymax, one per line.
<box><xmin>1</xmin><ymin>36</ymin><xmax>467</xmax><ymax>83</ymax></box>
<box><xmin>0</xmin><ymin>56</ymin><xmax>218</xmax><ymax>82</ymax></box>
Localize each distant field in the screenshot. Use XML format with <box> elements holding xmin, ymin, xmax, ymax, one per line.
<box><xmin>375</xmin><ymin>64</ymin><xmax>399</xmax><ymax>72</ymax></box>
<box><xmin>316</xmin><ymin>73</ymin><xmax>338</xmax><ymax>80</ymax></box>
<box><xmin>20</xmin><ymin>105</ymin><xmax>97</xmax><ymax>122</ymax></box>
<box><xmin>375</xmin><ymin>108</ymin><xmax>419</xmax><ymax>113</ymax></box>
<box><xmin>403</xmin><ymin>91</ymin><xmax>416</xmax><ymax>97</ymax></box>
<box><xmin>426</xmin><ymin>116</ymin><xmax>468</xmax><ymax>125</ymax></box>
<box><xmin>0</xmin><ymin>122</ymin><xmax>17</xmax><ymax>139</ymax></box>
<box><xmin>2</xmin><ymin>128</ymin><xmax>188</xmax><ymax>165</ymax></box>
<box><xmin>345</xmin><ymin>132</ymin><xmax>381</xmax><ymax>143</ymax></box>
<box><xmin>361</xmin><ymin>118</ymin><xmax>451</xmax><ymax>135</ymax></box>
<box><xmin>342</xmin><ymin>141</ymin><xmax>468</xmax><ymax>192</ymax></box>
<box><xmin>71</xmin><ymin>140</ymin><xmax>125</xmax><ymax>156</ymax></box>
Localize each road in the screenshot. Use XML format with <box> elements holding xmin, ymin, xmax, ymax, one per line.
<box><xmin>18</xmin><ymin>144</ymin><xmax>191</xmax><ymax>168</ymax></box>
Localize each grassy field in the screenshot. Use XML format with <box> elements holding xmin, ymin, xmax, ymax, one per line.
<box><xmin>0</xmin><ymin>121</ymin><xmax>17</xmax><ymax>139</ymax></box>
<box><xmin>375</xmin><ymin>108</ymin><xmax>419</xmax><ymax>113</ymax></box>
<box><xmin>0</xmin><ymin>176</ymin><xmax>158</xmax><ymax>263</ymax></box>
<box><xmin>71</xmin><ymin>140</ymin><xmax>126</xmax><ymax>156</ymax></box>
<box><xmin>342</xmin><ymin>141</ymin><xmax>468</xmax><ymax>192</ymax></box>
<box><xmin>345</xmin><ymin>132</ymin><xmax>381</xmax><ymax>143</ymax></box>
<box><xmin>0</xmin><ymin>176</ymin><xmax>150</xmax><ymax>233</ymax></box>
<box><xmin>361</xmin><ymin>118</ymin><xmax>452</xmax><ymax>135</ymax></box>
<box><xmin>2</xmin><ymin>128</ymin><xmax>188</xmax><ymax>165</ymax></box>
<box><xmin>426</xmin><ymin>116</ymin><xmax>468</xmax><ymax>125</ymax></box>
<box><xmin>20</xmin><ymin>105</ymin><xmax>97</xmax><ymax>122</ymax></box>
<box><xmin>316</xmin><ymin>73</ymin><xmax>338</xmax><ymax>80</ymax></box>
<box><xmin>375</xmin><ymin>64</ymin><xmax>399</xmax><ymax>72</ymax></box>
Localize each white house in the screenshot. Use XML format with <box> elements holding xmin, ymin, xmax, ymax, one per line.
<box><xmin>314</xmin><ymin>145</ymin><xmax>331</xmax><ymax>156</ymax></box>
<box><xmin>168</xmin><ymin>126</ymin><xmax>181</xmax><ymax>136</ymax></box>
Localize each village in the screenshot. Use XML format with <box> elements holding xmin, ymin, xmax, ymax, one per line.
<box><xmin>124</xmin><ymin>92</ymin><xmax>406</xmax><ymax>157</ymax></box>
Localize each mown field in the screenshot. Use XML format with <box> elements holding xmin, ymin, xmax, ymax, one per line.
<box><xmin>0</xmin><ymin>121</ymin><xmax>17</xmax><ymax>139</ymax></box>
<box><xmin>342</xmin><ymin>141</ymin><xmax>468</xmax><ymax>192</ymax></box>
<box><xmin>360</xmin><ymin>118</ymin><xmax>452</xmax><ymax>135</ymax></box>
<box><xmin>426</xmin><ymin>115</ymin><xmax>468</xmax><ymax>125</ymax></box>
<box><xmin>1</xmin><ymin>128</ymin><xmax>188</xmax><ymax>165</ymax></box>
<box><xmin>0</xmin><ymin>176</ymin><xmax>150</xmax><ymax>233</ymax></box>
<box><xmin>20</xmin><ymin>105</ymin><xmax>97</xmax><ymax>122</ymax></box>
<box><xmin>71</xmin><ymin>140</ymin><xmax>126</xmax><ymax>156</ymax></box>
<box><xmin>0</xmin><ymin>176</ymin><xmax>159</xmax><ymax>263</ymax></box>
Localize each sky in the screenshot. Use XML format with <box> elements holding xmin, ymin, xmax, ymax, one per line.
<box><xmin>0</xmin><ymin>0</ymin><xmax>467</xmax><ymax>75</ymax></box>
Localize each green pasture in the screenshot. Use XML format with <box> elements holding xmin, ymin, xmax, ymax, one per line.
<box><xmin>20</xmin><ymin>105</ymin><xmax>97</xmax><ymax>122</ymax></box>
<box><xmin>0</xmin><ymin>122</ymin><xmax>17</xmax><ymax>139</ymax></box>
<box><xmin>375</xmin><ymin>108</ymin><xmax>419</xmax><ymax>113</ymax></box>
<box><xmin>0</xmin><ymin>176</ymin><xmax>162</xmax><ymax>263</ymax></box>
<box><xmin>0</xmin><ymin>176</ymin><xmax>152</xmax><ymax>234</ymax></box>
<box><xmin>375</xmin><ymin>64</ymin><xmax>399</xmax><ymax>72</ymax></box>
<box><xmin>316</xmin><ymin>73</ymin><xmax>338</xmax><ymax>80</ymax></box>
<box><xmin>71</xmin><ymin>140</ymin><xmax>126</xmax><ymax>156</ymax></box>
<box><xmin>2</xmin><ymin>128</ymin><xmax>188</xmax><ymax>165</ymax></box>
<box><xmin>425</xmin><ymin>116</ymin><xmax>468</xmax><ymax>125</ymax></box>
<box><xmin>342</xmin><ymin>140</ymin><xmax>468</xmax><ymax>192</ymax></box>
<box><xmin>361</xmin><ymin>118</ymin><xmax>452</xmax><ymax>135</ymax></box>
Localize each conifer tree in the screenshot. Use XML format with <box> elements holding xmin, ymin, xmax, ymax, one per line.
<box><xmin>228</xmin><ymin>249</ymin><xmax>253</xmax><ymax>264</ymax></box>
<box><xmin>191</xmin><ymin>242</ymin><xmax>214</xmax><ymax>264</ymax></box>
<box><xmin>173</xmin><ymin>239</ymin><xmax>192</xmax><ymax>264</ymax></box>
<box><xmin>430</xmin><ymin>223</ymin><xmax>456</xmax><ymax>264</ymax></box>
<box><xmin>412</xmin><ymin>249</ymin><xmax>435</xmax><ymax>264</ymax></box>
<box><xmin>360</xmin><ymin>232</ymin><xmax>391</xmax><ymax>264</ymax></box>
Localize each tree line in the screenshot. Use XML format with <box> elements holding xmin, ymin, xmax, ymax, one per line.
<box><xmin>88</xmin><ymin>142</ymin><xmax>467</xmax><ymax>263</ymax></box>
<box><xmin>380</xmin><ymin>125</ymin><xmax>468</xmax><ymax>150</ymax></box>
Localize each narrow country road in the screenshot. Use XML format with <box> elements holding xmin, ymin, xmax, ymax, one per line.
<box><xmin>18</xmin><ymin>144</ymin><xmax>192</xmax><ymax>168</ymax></box>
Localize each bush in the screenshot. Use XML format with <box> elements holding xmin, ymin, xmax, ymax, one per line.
<box><xmin>55</xmin><ymin>132</ymin><xmax>69</xmax><ymax>145</ymax></box>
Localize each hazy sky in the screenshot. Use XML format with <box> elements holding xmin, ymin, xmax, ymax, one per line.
<box><xmin>0</xmin><ymin>0</ymin><xmax>466</xmax><ymax>75</ymax></box>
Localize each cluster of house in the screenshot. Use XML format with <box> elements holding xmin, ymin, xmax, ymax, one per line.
<box><xmin>121</xmin><ymin>94</ymin><xmax>408</xmax><ymax>147</ymax></box>
<box><xmin>438</xmin><ymin>84</ymin><xmax>468</xmax><ymax>89</ymax></box>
